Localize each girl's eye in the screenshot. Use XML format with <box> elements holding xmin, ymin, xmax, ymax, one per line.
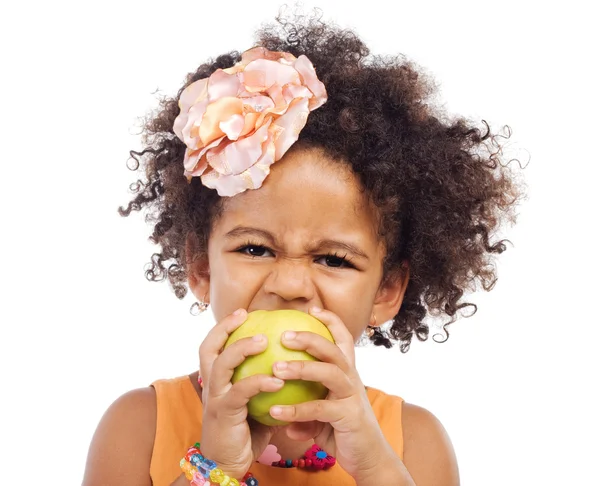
<box><xmin>239</xmin><ymin>245</ymin><xmax>273</xmax><ymax>258</ymax></box>
<box><xmin>236</xmin><ymin>244</ymin><xmax>354</xmax><ymax>269</ymax></box>
<box><xmin>317</xmin><ymin>254</ymin><xmax>354</xmax><ymax>268</ymax></box>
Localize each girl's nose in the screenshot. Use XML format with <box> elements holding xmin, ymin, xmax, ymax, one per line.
<box><xmin>262</xmin><ymin>259</ymin><xmax>315</xmax><ymax>303</ymax></box>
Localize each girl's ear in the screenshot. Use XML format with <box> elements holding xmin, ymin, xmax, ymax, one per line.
<box><xmin>185</xmin><ymin>232</ymin><xmax>211</xmax><ymax>304</ymax></box>
<box><xmin>372</xmin><ymin>261</ymin><xmax>410</xmax><ymax>326</ymax></box>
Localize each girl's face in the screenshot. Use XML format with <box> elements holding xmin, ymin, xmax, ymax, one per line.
<box><xmin>188</xmin><ymin>147</ymin><xmax>408</xmax><ymax>342</ymax></box>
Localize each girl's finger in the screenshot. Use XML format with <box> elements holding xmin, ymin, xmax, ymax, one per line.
<box><xmin>224</xmin><ymin>374</ymin><xmax>286</xmax><ymax>417</ymax></box>
<box><xmin>207</xmin><ymin>334</ymin><xmax>269</xmax><ymax>397</ymax></box>
<box><xmin>280</xmin><ymin>330</ymin><xmax>353</xmax><ymax>375</ymax></box>
<box><xmin>272</xmin><ymin>359</ymin><xmax>354</xmax><ymax>399</ymax></box>
<box><xmin>308</xmin><ymin>307</ymin><xmax>356</xmax><ymax>364</ymax></box>
<box><xmin>198</xmin><ymin>308</ymin><xmax>247</xmax><ymax>386</ymax></box>
<box><xmin>269</xmin><ymin>399</ymin><xmax>343</xmax><ymax>425</ymax></box>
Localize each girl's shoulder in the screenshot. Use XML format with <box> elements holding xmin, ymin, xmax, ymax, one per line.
<box><xmin>82</xmin><ymin>386</ymin><xmax>157</xmax><ymax>486</ymax></box>
<box><xmin>365</xmin><ymin>385</ymin><xmax>459</xmax><ymax>483</ymax></box>
<box><xmin>400</xmin><ymin>400</ymin><xmax>460</xmax><ymax>484</ymax></box>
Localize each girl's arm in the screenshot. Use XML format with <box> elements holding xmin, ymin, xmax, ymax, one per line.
<box><xmin>401</xmin><ymin>402</ymin><xmax>460</xmax><ymax>485</ymax></box>
<box><xmin>354</xmin><ymin>402</ymin><xmax>459</xmax><ymax>485</ymax></box>
<box><xmin>82</xmin><ymin>387</ymin><xmax>156</xmax><ymax>486</ymax></box>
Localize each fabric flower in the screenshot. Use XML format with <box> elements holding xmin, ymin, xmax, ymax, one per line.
<box><xmin>304</xmin><ymin>444</ymin><xmax>336</xmax><ymax>470</ymax></box>
<box><xmin>173</xmin><ymin>46</ymin><xmax>328</xmax><ymax>197</ymax></box>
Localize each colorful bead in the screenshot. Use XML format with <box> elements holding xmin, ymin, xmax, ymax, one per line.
<box><xmin>181</xmin><ymin>443</ymin><xmax>256</xmax><ymax>486</ymax></box>
<box><xmin>219</xmin><ymin>474</ymin><xmax>232</xmax><ymax>485</ymax></box>
<box><xmin>263</xmin><ymin>443</ymin><xmax>336</xmax><ymax>470</ymax></box>
<box><xmin>190</xmin><ymin>454</ymin><xmax>203</xmax><ymax>467</ymax></box>
<box><xmin>191</xmin><ymin>471</ymin><xmax>208</xmax><ymax>485</ymax></box>
<box><xmin>182</xmin><ymin>460</ymin><xmax>195</xmax><ymax>479</ymax></box>
<box><xmin>209</xmin><ymin>468</ymin><xmax>225</xmax><ymax>483</ymax></box>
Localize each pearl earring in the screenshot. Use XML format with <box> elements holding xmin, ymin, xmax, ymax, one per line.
<box><xmin>365</xmin><ymin>312</ymin><xmax>377</xmax><ymax>337</ymax></box>
<box><xmin>190</xmin><ymin>293</ymin><xmax>209</xmax><ymax>315</ymax></box>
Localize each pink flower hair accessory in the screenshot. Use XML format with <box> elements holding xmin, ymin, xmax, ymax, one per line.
<box><xmin>173</xmin><ymin>46</ymin><xmax>328</xmax><ymax>197</ymax></box>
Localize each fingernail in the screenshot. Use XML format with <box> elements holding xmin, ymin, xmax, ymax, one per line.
<box><xmin>234</xmin><ymin>308</ymin><xmax>245</xmax><ymax>316</ymax></box>
<box><xmin>272</xmin><ymin>377</ymin><xmax>284</xmax><ymax>386</ymax></box>
<box><xmin>253</xmin><ymin>334</ymin><xmax>265</xmax><ymax>342</ymax></box>
<box><xmin>282</xmin><ymin>331</ymin><xmax>296</xmax><ymax>340</ymax></box>
<box><xmin>310</xmin><ymin>306</ymin><xmax>322</xmax><ymax>313</ymax></box>
<box><xmin>275</xmin><ymin>361</ymin><xmax>288</xmax><ymax>371</ymax></box>
<box><xmin>270</xmin><ymin>406</ymin><xmax>283</xmax><ymax>416</ymax></box>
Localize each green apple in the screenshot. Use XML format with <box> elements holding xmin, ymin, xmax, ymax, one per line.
<box><xmin>224</xmin><ymin>309</ymin><xmax>334</xmax><ymax>426</ymax></box>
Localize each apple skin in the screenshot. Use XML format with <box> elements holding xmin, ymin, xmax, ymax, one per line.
<box><xmin>224</xmin><ymin>309</ymin><xmax>335</xmax><ymax>426</ymax></box>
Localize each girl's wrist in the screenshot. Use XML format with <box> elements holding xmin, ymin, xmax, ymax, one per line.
<box><xmin>181</xmin><ymin>443</ymin><xmax>258</xmax><ymax>486</ymax></box>
<box><xmin>351</xmin><ymin>444</ymin><xmax>415</xmax><ymax>486</ymax></box>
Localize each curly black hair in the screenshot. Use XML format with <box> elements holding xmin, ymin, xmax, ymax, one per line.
<box><xmin>119</xmin><ymin>12</ymin><xmax>525</xmax><ymax>353</ymax></box>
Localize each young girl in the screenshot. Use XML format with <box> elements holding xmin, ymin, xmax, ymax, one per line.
<box><xmin>83</xmin><ymin>14</ymin><xmax>523</xmax><ymax>486</ymax></box>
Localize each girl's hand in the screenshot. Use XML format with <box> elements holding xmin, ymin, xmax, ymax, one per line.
<box><xmin>269</xmin><ymin>307</ymin><xmax>395</xmax><ymax>480</ymax></box>
<box><xmin>198</xmin><ymin>309</ymin><xmax>283</xmax><ymax>479</ymax></box>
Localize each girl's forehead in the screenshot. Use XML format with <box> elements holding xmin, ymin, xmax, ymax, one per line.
<box><xmin>217</xmin><ymin>149</ymin><xmax>380</xmax><ymax>239</ymax></box>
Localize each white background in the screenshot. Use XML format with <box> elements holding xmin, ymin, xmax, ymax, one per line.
<box><xmin>1</xmin><ymin>0</ymin><xmax>599</xmax><ymax>484</ymax></box>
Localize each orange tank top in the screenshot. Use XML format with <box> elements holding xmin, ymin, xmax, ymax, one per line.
<box><xmin>149</xmin><ymin>375</ymin><xmax>404</xmax><ymax>486</ymax></box>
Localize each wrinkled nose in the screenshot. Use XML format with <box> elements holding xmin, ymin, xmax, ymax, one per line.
<box><xmin>262</xmin><ymin>258</ymin><xmax>315</xmax><ymax>304</ymax></box>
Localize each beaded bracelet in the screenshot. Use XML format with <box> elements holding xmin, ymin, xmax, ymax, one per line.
<box><xmin>180</xmin><ymin>443</ymin><xmax>258</xmax><ymax>486</ymax></box>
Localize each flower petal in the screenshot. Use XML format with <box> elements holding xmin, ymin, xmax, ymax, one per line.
<box><xmin>239</xmin><ymin>112</ymin><xmax>261</xmax><ymax>138</ymax></box>
<box><xmin>266</xmin><ymin>85</ymin><xmax>290</xmax><ymax>115</ymax></box>
<box><xmin>185</xmin><ymin>136</ymin><xmax>225</xmax><ymax>172</ymax></box>
<box><xmin>207</xmin><ymin>69</ymin><xmax>241</xmax><ymax>100</ymax></box>
<box><xmin>199</xmin><ymin>97</ymin><xmax>243</xmax><ymax>145</ymax></box>
<box><xmin>294</xmin><ymin>55</ymin><xmax>328</xmax><ymax>110</ymax></box>
<box><xmin>240</xmin><ymin>46</ymin><xmax>297</xmax><ymax>66</ymax></box>
<box><xmin>282</xmin><ymin>84</ymin><xmax>312</xmax><ymax>105</ymax></box>
<box><xmin>271</xmin><ymin>97</ymin><xmax>310</xmax><ymax>160</ymax></box>
<box><xmin>242</xmin><ymin>59</ymin><xmax>300</xmax><ymax>92</ymax></box>
<box><xmin>206</xmin><ymin>120</ymin><xmax>271</xmax><ymax>176</ymax></box>
<box><xmin>219</xmin><ymin>113</ymin><xmax>245</xmax><ymax>140</ymax></box>
<box><xmin>180</xmin><ymin>99</ymin><xmax>209</xmax><ymax>148</ymax></box>
<box><xmin>183</xmin><ymin>148</ymin><xmax>208</xmax><ymax>177</ymax></box>
<box><xmin>179</xmin><ymin>78</ymin><xmax>209</xmax><ymax>112</ymax></box>
<box><xmin>202</xmin><ymin>129</ymin><xmax>276</xmax><ymax>197</ymax></box>
<box><xmin>173</xmin><ymin>79</ymin><xmax>209</xmax><ymax>142</ymax></box>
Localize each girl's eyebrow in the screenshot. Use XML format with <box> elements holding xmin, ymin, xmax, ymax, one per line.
<box><xmin>224</xmin><ymin>226</ymin><xmax>370</xmax><ymax>260</ymax></box>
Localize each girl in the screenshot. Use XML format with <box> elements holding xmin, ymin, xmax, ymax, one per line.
<box><xmin>83</xmin><ymin>14</ymin><xmax>523</xmax><ymax>486</ymax></box>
